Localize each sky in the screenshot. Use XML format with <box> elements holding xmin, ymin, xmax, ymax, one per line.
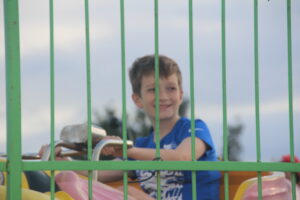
<box><xmin>1</xmin><ymin>0</ymin><xmax>299</xmax><ymax>162</ymax></box>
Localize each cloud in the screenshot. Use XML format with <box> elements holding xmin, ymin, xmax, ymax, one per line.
<box><xmin>0</xmin><ymin>104</ymin><xmax>84</xmax><ymax>152</ymax></box>
<box><xmin>199</xmin><ymin>96</ymin><xmax>300</xmax><ymax>122</ymax></box>
<box><xmin>23</xmin><ymin>107</ymin><xmax>78</xmax><ymax>137</ymax></box>
<box><xmin>19</xmin><ymin>22</ymin><xmax>113</xmax><ymax>57</ymax></box>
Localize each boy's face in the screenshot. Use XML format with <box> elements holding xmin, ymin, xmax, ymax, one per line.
<box><xmin>132</xmin><ymin>73</ymin><xmax>183</xmax><ymax>123</ymax></box>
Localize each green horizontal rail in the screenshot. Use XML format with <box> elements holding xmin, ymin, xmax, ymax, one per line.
<box><xmin>17</xmin><ymin>161</ymin><xmax>300</xmax><ymax>172</ymax></box>
<box><xmin>1</xmin><ymin>161</ymin><xmax>299</xmax><ymax>173</ymax></box>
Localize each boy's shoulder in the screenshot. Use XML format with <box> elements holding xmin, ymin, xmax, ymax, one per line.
<box><xmin>169</xmin><ymin>117</ymin><xmax>209</xmax><ymax>138</ymax></box>
<box><xmin>178</xmin><ymin>117</ymin><xmax>207</xmax><ymax>128</ymax></box>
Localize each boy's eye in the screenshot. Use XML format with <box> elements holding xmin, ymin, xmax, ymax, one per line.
<box><xmin>147</xmin><ymin>88</ymin><xmax>155</xmax><ymax>92</ymax></box>
<box><xmin>167</xmin><ymin>87</ymin><xmax>177</xmax><ymax>91</ymax></box>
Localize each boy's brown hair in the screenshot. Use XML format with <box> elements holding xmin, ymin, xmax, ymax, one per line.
<box><xmin>129</xmin><ymin>54</ymin><xmax>182</xmax><ymax>96</ymax></box>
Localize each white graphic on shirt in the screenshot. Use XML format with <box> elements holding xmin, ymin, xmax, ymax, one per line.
<box><xmin>137</xmin><ymin>170</ymin><xmax>184</xmax><ymax>200</ymax></box>
<box><xmin>135</xmin><ymin>141</ymin><xmax>185</xmax><ymax>199</ymax></box>
<box><xmin>163</xmin><ymin>143</ymin><xmax>176</xmax><ymax>150</ymax></box>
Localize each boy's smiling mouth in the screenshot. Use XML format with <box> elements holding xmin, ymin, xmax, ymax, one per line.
<box><xmin>152</xmin><ymin>104</ymin><xmax>171</xmax><ymax>110</ymax></box>
<box><xmin>158</xmin><ymin>104</ymin><xmax>171</xmax><ymax>109</ymax></box>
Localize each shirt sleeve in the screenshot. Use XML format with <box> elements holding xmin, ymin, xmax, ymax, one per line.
<box><xmin>178</xmin><ymin>119</ymin><xmax>217</xmax><ymax>161</ymax></box>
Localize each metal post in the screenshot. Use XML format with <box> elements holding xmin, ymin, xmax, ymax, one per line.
<box><xmin>4</xmin><ymin>0</ymin><xmax>22</xmax><ymax>199</ymax></box>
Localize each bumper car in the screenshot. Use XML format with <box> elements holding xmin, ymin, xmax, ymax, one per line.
<box><xmin>0</xmin><ymin>123</ymin><xmax>133</xmax><ymax>200</ymax></box>
<box><xmin>233</xmin><ymin>172</ymin><xmax>294</xmax><ymax>200</ymax></box>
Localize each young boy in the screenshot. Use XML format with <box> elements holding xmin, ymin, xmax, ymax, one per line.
<box><xmin>40</xmin><ymin>55</ymin><xmax>221</xmax><ymax>200</ymax></box>
<box><xmin>107</xmin><ymin>54</ymin><xmax>221</xmax><ymax>199</ymax></box>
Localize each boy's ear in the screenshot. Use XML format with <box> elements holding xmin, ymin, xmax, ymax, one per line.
<box><xmin>179</xmin><ymin>90</ymin><xmax>184</xmax><ymax>103</ymax></box>
<box><xmin>132</xmin><ymin>93</ymin><xmax>143</xmax><ymax>108</ymax></box>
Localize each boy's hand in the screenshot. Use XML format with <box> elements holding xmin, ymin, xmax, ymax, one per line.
<box><xmin>38</xmin><ymin>144</ymin><xmax>71</xmax><ymax>161</ymax></box>
<box><xmin>101</xmin><ymin>136</ymin><xmax>124</xmax><ymax>157</ymax></box>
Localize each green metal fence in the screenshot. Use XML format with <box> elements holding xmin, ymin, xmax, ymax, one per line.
<box><xmin>2</xmin><ymin>0</ymin><xmax>300</xmax><ymax>200</ymax></box>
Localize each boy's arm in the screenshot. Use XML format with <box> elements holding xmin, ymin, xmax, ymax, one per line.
<box><xmin>127</xmin><ymin>137</ymin><xmax>206</xmax><ymax>161</ymax></box>
<box><xmin>75</xmin><ymin>158</ymin><xmax>126</xmax><ymax>183</ymax></box>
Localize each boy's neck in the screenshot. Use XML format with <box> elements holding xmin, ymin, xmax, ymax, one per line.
<box><xmin>152</xmin><ymin>116</ymin><xmax>180</xmax><ymax>139</ymax></box>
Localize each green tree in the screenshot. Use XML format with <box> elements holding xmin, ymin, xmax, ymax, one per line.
<box><xmin>225</xmin><ymin>120</ymin><xmax>244</xmax><ymax>161</ymax></box>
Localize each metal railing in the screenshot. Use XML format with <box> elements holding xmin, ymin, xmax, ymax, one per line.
<box><xmin>2</xmin><ymin>0</ymin><xmax>300</xmax><ymax>200</ymax></box>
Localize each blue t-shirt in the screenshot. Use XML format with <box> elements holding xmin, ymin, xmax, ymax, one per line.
<box><xmin>132</xmin><ymin>117</ymin><xmax>221</xmax><ymax>200</ymax></box>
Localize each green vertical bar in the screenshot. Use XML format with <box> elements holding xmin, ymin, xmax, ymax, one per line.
<box><xmin>188</xmin><ymin>0</ymin><xmax>197</xmax><ymax>199</ymax></box>
<box><xmin>49</xmin><ymin>0</ymin><xmax>56</xmax><ymax>199</ymax></box>
<box><xmin>286</xmin><ymin>0</ymin><xmax>296</xmax><ymax>199</ymax></box>
<box><xmin>221</xmin><ymin>0</ymin><xmax>229</xmax><ymax>199</ymax></box>
<box><xmin>119</xmin><ymin>0</ymin><xmax>128</xmax><ymax>199</ymax></box>
<box><xmin>253</xmin><ymin>1</ymin><xmax>263</xmax><ymax>199</ymax></box>
<box><xmin>154</xmin><ymin>0</ymin><xmax>161</xmax><ymax>199</ymax></box>
<box><xmin>154</xmin><ymin>0</ymin><xmax>160</xmax><ymax>158</ymax></box>
<box><xmin>84</xmin><ymin>0</ymin><xmax>93</xmax><ymax>199</ymax></box>
<box><xmin>4</xmin><ymin>0</ymin><xmax>22</xmax><ymax>199</ymax></box>
<box><xmin>286</xmin><ymin>0</ymin><xmax>294</xmax><ymax>163</ymax></box>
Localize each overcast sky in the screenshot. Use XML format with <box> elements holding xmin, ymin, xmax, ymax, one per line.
<box><xmin>1</xmin><ymin>0</ymin><xmax>299</xmax><ymax>161</ymax></box>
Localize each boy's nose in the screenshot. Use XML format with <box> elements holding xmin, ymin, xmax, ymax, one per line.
<box><xmin>159</xmin><ymin>88</ymin><xmax>168</xmax><ymax>99</ymax></box>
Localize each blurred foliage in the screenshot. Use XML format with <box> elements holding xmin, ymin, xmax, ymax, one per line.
<box><xmin>223</xmin><ymin>119</ymin><xmax>244</xmax><ymax>161</ymax></box>
<box><xmin>93</xmin><ymin>98</ymin><xmax>190</xmax><ymax>142</ymax></box>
